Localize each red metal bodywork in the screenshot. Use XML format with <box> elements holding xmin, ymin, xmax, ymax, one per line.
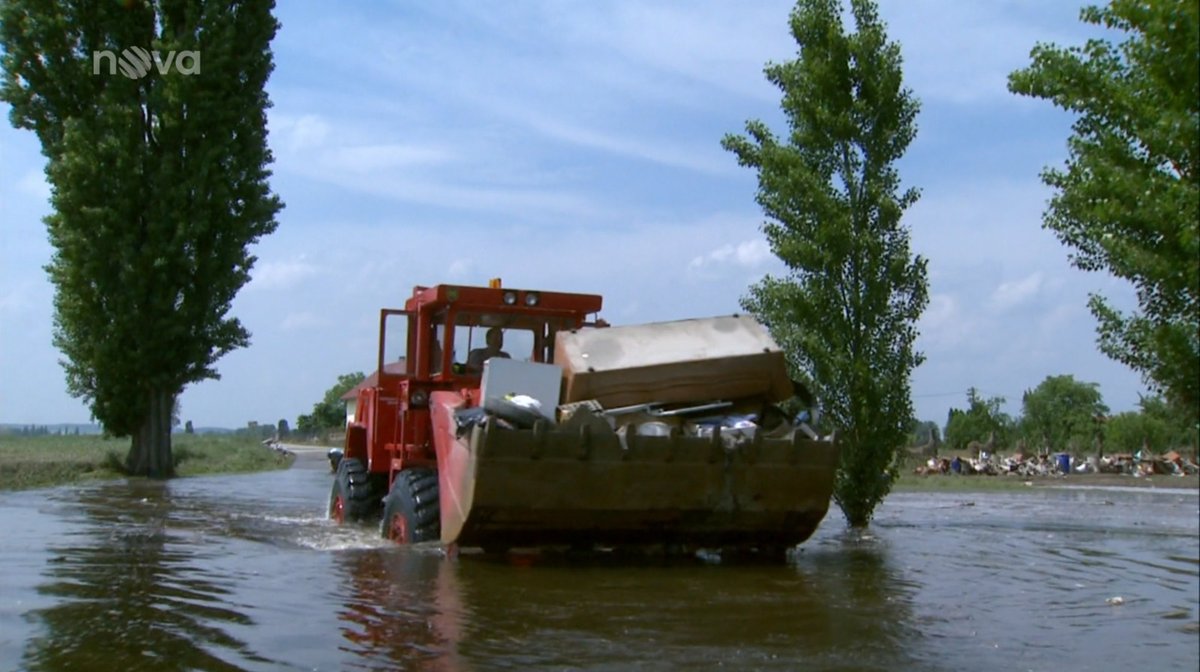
<box><xmin>344</xmin><ymin>283</ymin><xmax>603</xmax><ymax>493</ymax></box>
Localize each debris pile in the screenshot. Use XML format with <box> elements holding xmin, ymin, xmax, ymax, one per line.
<box><xmin>912</xmin><ymin>450</ymin><xmax>1199</xmax><ymax>478</ymax></box>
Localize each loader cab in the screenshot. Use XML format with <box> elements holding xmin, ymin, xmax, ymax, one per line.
<box><xmin>429</xmin><ymin>311</ymin><xmax>565</xmax><ymax>376</ymax></box>
<box><xmin>361</xmin><ymin>283</ymin><xmax>601</xmax><ymax>467</ymax></box>
<box><xmin>404</xmin><ymin>283</ymin><xmax>604</xmax><ymax>384</ymax></box>
<box><xmin>344</xmin><ymin>282</ymin><xmax>604</xmax><ymax>505</ymax></box>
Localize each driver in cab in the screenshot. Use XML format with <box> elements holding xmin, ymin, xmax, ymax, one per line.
<box><xmin>466</xmin><ymin>327</ymin><xmax>510</xmax><ymax>372</ymax></box>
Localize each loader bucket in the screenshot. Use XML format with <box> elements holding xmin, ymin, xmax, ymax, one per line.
<box><xmin>432</xmin><ymin>397</ymin><xmax>839</xmax><ymax>551</ymax></box>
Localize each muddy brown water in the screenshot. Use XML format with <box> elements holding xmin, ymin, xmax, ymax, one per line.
<box><xmin>1</xmin><ymin>452</ymin><xmax>1196</xmax><ymax>671</ymax></box>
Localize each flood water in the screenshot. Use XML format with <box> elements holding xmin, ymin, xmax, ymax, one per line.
<box><xmin>1</xmin><ymin>452</ymin><xmax>1196</xmax><ymax>672</ymax></box>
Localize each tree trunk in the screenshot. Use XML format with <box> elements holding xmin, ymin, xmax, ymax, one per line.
<box><xmin>127</xmin><ymin>388</ymin><xmax>175</xmax><ymax>478</ymax></box>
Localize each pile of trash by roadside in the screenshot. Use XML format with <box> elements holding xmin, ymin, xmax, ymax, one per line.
<box><xmin>260</xmin><ymin>437</ymin><xmax>293</xmax><ymax>457</ymax></box>
<box><xmin>912</xmin><ymin>449</ymin><xmax>1200</xmax><ymax>478</ymax></box>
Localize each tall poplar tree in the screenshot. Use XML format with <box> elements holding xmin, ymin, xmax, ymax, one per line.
<box><xmin>1</xmin><ymin>0</ymin><xmax>282</xmax><ymax>476</ymax></box>
<box><xmin>723</xmin><ymin>0</ymin><xmax>927</xmax><ymax>527</ymax></box>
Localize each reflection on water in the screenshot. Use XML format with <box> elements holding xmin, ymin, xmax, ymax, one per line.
<box><xmin>788</xmin><ymin>532</ymin><xmax>930</xmax><ymax>670</ymax></box>
<box><xmin>21</xmin><ymin>480</ymin><xmax>273</xmax><ymax>671</ymax></box>
<box><xmin>1</xmin><ymin>458</ymin><xmax>1196</xmax><ymax>672</ymax></box>
<box><xmin>335</xmin><ymin>550</ymin><xmax>466</xmax><ymax>671</ymax></box>
<box><xmin>332</xmin><ymin>533</ymin><xmax>924</xmax><ymax>672</ymax></box>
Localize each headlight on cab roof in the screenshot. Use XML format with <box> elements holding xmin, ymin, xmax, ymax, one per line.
<box><xmin>409</xmin><ymin>389</ymin><xmax>429</xmax><ymax>407</ymax></box>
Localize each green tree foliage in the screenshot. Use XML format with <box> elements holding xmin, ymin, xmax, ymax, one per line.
<box><xmin>1106</xmin><ymin>410</ymin><xmax>1167</xmax><ymax>455</ymax></box>
<box><xmin>944</xmin><ymin>388</ymin><xmax>1014</xmax><ymax>452</ymax></box>
<box><xmin>910</xmin><ymin>420</ymin><xmax>941</xmax><ymax>447</ymax></box>
<box><xmin>1106</xmin><ymin>395</ymin><xmax>1198</xmax><ymax>454</ymax></box>
<box><xmin>1008</xmin><ymin>1</ymin><xmax>1200</xmax><ymax>421</ymax></box>
<box><xmin>1020</xmin><ymin>375</ymin><xmax>1109</xmax><ymax>453</ymax></box>
<box><xmin>0</xmin><ymin>1</ymin><xmax>283</xmax><ymax>477</ymax></box>
<box><xmin>237</xmin><ymin>420</ymin><xmax>275</xmax><ymax>440</ymax></box>
<box><xmin>297</xmin><ymin>372</ymin><xmax>366</xmax><ymax>436</ymax></box>
<box><xmin>1137</xmin><ymin>395</ymin><xmax>1199</xmax><ymax>453</ymax></box>
<box><xmin>723</xmin><ymin>0</ymin><xmax>927</xmax><ymax>527</ymax></box>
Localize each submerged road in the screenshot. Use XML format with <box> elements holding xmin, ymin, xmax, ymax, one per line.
<box><xmin>0</xmin><ymin>451</ymin><xmax>1196</xmax><ymax>671</ymax></box>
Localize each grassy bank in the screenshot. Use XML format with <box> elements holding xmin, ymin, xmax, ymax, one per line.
<box><xmin>0</xmin><ymin>433</ymin><xmax>295</xmax><ymax>491</ymax></box>
<box><xmin>893</xmin><ymin>471</ymin><xmax>1040</xmax><ymax>493</ymax></box>
<box><xmin>893</xmin><ymin>470</ymin><xmax>1200</xmax><ymax>493</ymax></box>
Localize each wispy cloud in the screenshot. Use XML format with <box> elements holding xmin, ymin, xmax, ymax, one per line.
<box><xmin>991</xmin><ymin>271</ymin><xmax>1044</xmax><ymax>310</ymax></box>
<box><xmin>325</xmin><ymin>143</ymin><xmax>456</xmax><ymax>174</ymax></box>
<box><xmin>301</xmin><ymin>167</ymin><xmax>603</xmax><ymax>220</ymax></box>
<box><xmin>689</xmin><ymin>239</ymin><xmax>772</xmax><ymax>270</ymax></box>
<box><xmin>494</xmin><ymin>104</ymin><xmax>735</xmax><ymax>175</ymax></box>
<box><xmin>881</xmin><ymin>0</ymin><xmax>1095</xmax><ymax>106</ymax></box>
<box><xmin>251</xmin><ymin>256</ymin><xmax>320</xmax><ymax>291</ymax></box>
<box><xmin>270</xmin><ymin>113</ymin><xmax>330</xmax><ymax>153</ymax></box>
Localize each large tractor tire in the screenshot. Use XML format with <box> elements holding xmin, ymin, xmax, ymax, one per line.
<box><xmin>381</xmin><ymin>468</ymin><xmax>440</xmax><ymax>544</ymax></box>
<box><xmin>328</xmin><ymin>457</ymin><xmax>383</xmax><ymax>523</ymax></box>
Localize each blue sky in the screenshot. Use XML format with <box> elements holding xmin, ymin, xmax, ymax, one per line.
<box><xmin>0</xmin><ymin>0</ymin><xmax>1147</xmax><ymax>429</ymax></box>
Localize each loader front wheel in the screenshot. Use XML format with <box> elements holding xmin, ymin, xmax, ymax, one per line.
<box><xmin>329</xmin><ymin>457</ymin><xmax>382</xmax><ymax>523</ymax></box>
<box><xmin>382</xmin><ymin>468</ymin><xmax>440</xmax><ymax>544</ymax></box>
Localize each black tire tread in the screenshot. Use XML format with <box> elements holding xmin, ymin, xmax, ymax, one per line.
<box><xmin>337</xmin><ymin>457</ymin><xmax>383</xmax><ymax>522</ymax></box>
<box><xmin>381</xmin><ymin>468</ymin><xmax>440</xmax><ymax>543</ymax></box>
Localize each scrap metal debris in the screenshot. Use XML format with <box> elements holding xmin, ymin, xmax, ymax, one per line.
<box><xmin>912</xmin><ymin>450</ymin><xmax>1199</xmax><ymax>479</ymax></box>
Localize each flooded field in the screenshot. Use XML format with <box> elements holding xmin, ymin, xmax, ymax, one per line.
<box><xmin>1</xmin><ymin>453</ymin><xmax>1196</xmax><ymax>671</ymax></box>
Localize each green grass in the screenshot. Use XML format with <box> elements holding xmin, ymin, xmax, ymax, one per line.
<box><xmin>892</xmin><ymin>471</ymin><xmax>1042</xmax><ymax>493</ymax></box>
<box><xmin>0</xmin><ymin>433</ymin><xmax>294</xmax><ymax>491</ymax></box>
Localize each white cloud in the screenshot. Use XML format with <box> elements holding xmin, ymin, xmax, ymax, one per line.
<box><xmin>908</xmin><ymin>178</ymin><xmax>1060</xmax><ymax>267</ymax></box>
<box><xmin>592</xmin><ymin>2</ymin><xmax>791</xmax><ymax>101</ymax></box>
<box><xmin>271</xmin><ymin>113</ymin><xmax>330</xmax><ymax>153</ymax></box>
<box><xmin>991</xmin><ymin>271</ymin><xmax>1044</xmax><ymax>310</ymax></box>
<box><xmin>917</xmin><ymin>293</ymin><xmax>977</xmax><ymax>350</ymax></box>
<box><xmin>879</xmin><ymin>1</ymin><xmax>1096</xmax><ymax>106</ymax></box>
<box><xmin>555</xmin><ymin>122</ymin><xmax>727</xmax><ymax>176</ymax></box>
<box><xmin>689</xmin><ymin>239</ymin><xmax>772</xmax><ymax>270</ymax></box>
<box><xmin>286</xmin><ymin>160</ymin><xmax>602</xmax><ymax>219</ymax></box>
<box><xmin>251</xmin><ymin>256</ymin><xmax>320</xmax><ymax>291</ymax></box>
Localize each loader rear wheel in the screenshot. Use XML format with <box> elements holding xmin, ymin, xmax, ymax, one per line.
<box><xmin>381</xmin><ymin>468</ymin><xmax>440</xmax><ymax>544</ymax></box>
<box><xmin>329</xmin><ymin>457</ymin><xmax>382</xmax><ymax>523</ymax></box>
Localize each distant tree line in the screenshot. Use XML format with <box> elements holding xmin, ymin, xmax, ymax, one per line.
<box><xmin>231</xmin><ymin>421</ymin><xmax>273</xmax><ymax>441</ymax></box>
<box><xmin>924</xmin><ymin>374</ymin><xmax>1197</xmax><ymax>457</ymax></box>
<box><xmin>296</xmin><ymin>372</ymin><xmax>365</xmax><ymax>437</ymax></box>
<box><xmin>2</xmin><ymin>425</ymin><xmax>83</xmax><ymax>436</ymax></box>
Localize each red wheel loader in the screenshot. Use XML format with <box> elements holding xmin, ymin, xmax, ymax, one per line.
<box><xmin>328</xmin><ymin>281</ymin><xmax>839</xmax><ymax>554</ymax></box>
